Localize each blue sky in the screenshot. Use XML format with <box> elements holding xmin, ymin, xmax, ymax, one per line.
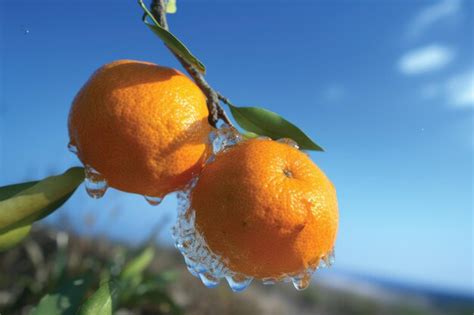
<box><xmin>1</xmin><ymin>0</ymin><xmax>472</xmax><ymax>294</ymax></box>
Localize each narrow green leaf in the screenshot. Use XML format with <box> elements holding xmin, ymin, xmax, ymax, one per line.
<box><xmin>228</xmin><ymin>105</ymin><xmax>324</xmax><ymax>151</ymax></box>
<box><xmin>79</xmin><ymin>280</ymin><xmax>121</xmax><ymax>315</ymax></box>
<box><xmin>166</xmin><ymin>0</ymin><xmax>177</xmax><ymax>13</ymax></box>
<box><xmin>0</xmin><ymin>181</ymin><xmax>36</xmax><ymax>250</ymax></box>
<box><xmin>120</xmin><ymin>246</ymin><xmax>155</xmax><ymax>281</ymax></box>
<box><xmin>0</xmin><ymin>181</ymin><xmax>37</xmax><ymax>201</ymax></box>
<box><xmin>0</xmin><ymin>167</ymin><xmax>84</xmax><ymax>234</ymax></box>
<box><xmin>138</xmin><ymin>0</ymin><xmax>205</xmax><ymax>73</ymax></box>
<box><xmin>0</xmin><ymin>224</ymin><xmax>31</xmax><ymax>252</ymax></box>
<box><xmin>30</xmin><ymin>277</ymin><xmax>91</xmax><ymax>315</ymax></box>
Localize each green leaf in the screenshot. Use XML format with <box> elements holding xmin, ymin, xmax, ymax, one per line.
<box><xmin>0</xmin><ymin>167</ymin><xmax>84</xmax><ymax>234</ymax></box>
<box><xmin>30</xmin><ymin>277</ymin><xmax>91</xmax><ymax>315</ymax></box>
<box><xmin>166</xmin><ymin>0</ymin><xmax>177</xmax><ymax>13</ymax></box>
<box><xmin>120</xmin><ymin>246</ymin><xmax>155</xmax><ymax>281</ymax></box>
<box><xmin>228</xmin><ymin>104</ymin><xmax>324</xmax><ymax>151</ymax></box>
<box><xmin>79</xmin><ymin>280</ymin><xmax>121</xmax><ymax>315</ymax></box>
<box><xmin>138</xmin><ymin>0</ymin><xmax>205</xmax><ymax>73</ymax></box>
<box><xmin>0</xmin><ymin>224</ymin><xmax>31</xmax><ymax>252</ymax></box>
<box><xmin>119</xmin><ymin>247</ymin><xmax>156</xmax><ymax>303</ymax></box>
<box><xmin>0</xmin><ymin>181</ymin><xmax>37</xmax><ymax>201</ymax></box>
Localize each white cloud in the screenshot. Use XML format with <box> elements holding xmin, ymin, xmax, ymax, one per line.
<box><xmin>398</xmin><ymin>45</ymin><xmax>454</xmax><ymax>75</ymax></box>
<box><xmin>408</xmin><ymin>0</ymin><xmax>462</xmax><ymax>39</ymax></box>
<box><xmin>446</xmin><ymin>71</ymin><xmax>474</xmax><ymax>107</ymax></box>
<box><xmin>419</xmin><ymin>70</ymin><xmax>474</xmax><ymax>108</ymax></box>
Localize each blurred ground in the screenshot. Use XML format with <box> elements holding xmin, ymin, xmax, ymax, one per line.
<box><xmin>0</xmin><ymin>227</ymin><xmax>472</xmax><ymax>315</ymax></box>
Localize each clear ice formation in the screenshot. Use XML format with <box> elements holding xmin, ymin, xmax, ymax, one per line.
<box><xmin>171</xmin><ymin>125</ymin><xmax>335</xmax><ymax>292</ymax></box>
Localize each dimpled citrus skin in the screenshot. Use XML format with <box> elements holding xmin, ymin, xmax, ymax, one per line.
<box><xmin>68</xmin><ymin>60</ymin><xmax>212</xmax><ymax>197</ymax></box>
<box><xmin>191</xmin><ymin>139</ymin><xmax>338</xmax><ymax>279</ymax></box>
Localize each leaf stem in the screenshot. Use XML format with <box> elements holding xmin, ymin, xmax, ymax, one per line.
<box><xmin>149</xmin><ymin>0</ymin><xmax>233</xmax><ymax>128</ymax></box>
<box><xmin>217</xmin><ymin>92</ymin><xmax>233</xmax><ymax>107</ymax></box>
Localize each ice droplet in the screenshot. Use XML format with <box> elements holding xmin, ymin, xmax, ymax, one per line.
<box><xmin>291</xmin><ymin>272</ymin><xmax>311</xmax><ymax>291</ymax></box>
<box><xmin>277</xmin><ymin>138</ymin><xmax>300</xmax><ymax>149</ymax></box>
<box><xmin>226</xmin><ymin>274</ymin><xmax>253</xmax><ymax>292</ymax></box>
<box><xmin>321</xmin><ymin>249</ymin><xmax>335</xmax><ymax>267</ymax></box>
<box><xmin>84</xmin><ymin>165</ymin><xmax>108</xmax><ymax>199</ymax></box>
<box><xmin>262</xmin><ymin>278</ymin><xmax>277</xmax><ymax>285</ymax></box>
<box><xmin>144</xmin><ymin>195</ymin><xmax>163</xmax><ymax>206</ymax></box>
<box><xmin>199</xmin><ymin>272</ymin><xmax>220</xmax><ymax>288</ymax></box>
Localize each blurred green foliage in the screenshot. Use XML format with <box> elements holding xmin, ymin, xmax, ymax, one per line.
<box><xmin>0</xmin><ymin>229</ymin><xmax>182</xmax><ymax>315</ymax></box>
<box><xmin>0</xmin><ymin>227</ymin><xmax>471</xmax><ymax>315</ymax></box>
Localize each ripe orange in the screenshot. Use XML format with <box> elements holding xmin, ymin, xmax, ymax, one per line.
<box><xmin>191</xmin><ymin>138</ymin><xmax>338</xmax><ymax>279</ymax></box>
<box><xmin>68</xmin><ymin>60</ymin><xmax>211</xmax><ymax>197</ymax></box>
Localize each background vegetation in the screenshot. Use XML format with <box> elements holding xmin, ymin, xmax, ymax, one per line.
<box><xmin>1</xmin><ymin>226</ymin><xmax>471</xmax><ymax>315</ymax></box>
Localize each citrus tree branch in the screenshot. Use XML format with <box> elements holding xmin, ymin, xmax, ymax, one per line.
<box><xmin>150</xmin><ymin>0</ymin><xmax>233</xmax><ymax>127</ymax></box>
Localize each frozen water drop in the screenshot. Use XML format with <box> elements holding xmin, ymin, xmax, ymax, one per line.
<box><xmin>226</xmin><ymin>275</ymin><xmax>253</xmax><ymax>292</ymax></box>
<box><xmin>322</xmin><ymin>249</ymin><xmax>335</xmax><ymax>267</ymax></box>
<box><xmin>84</xmin><ymin>165</ymin><xmax>108</xmax><ymax>199</ymax></box>
<box><xmin>199</xmin><ymin>272</ymin><xmax>220</xmax><ymax>288</ymax></box>
<box><xmin>67</xmin><ymin>142</ymin><xmax>78</xmax><ymax>155</ymax></box>
<box><xmin>277</xmin><ymin>138</ymin><xmax>300</xmax><ymax>149</ymax></box>
<box><xmin>262</xmin><ymin>278</ymin><xmax>277</xmax><ymax>285</ymax></box>
<box><xmin>291</xmin><ymin>273</ymin><xmax>311</xmax><ymax>291</ymax></box>
<box><xmin>307</xmin><ymin>259</ymin><xmax>320</xmax><ymax>273</ymax></box>
<box><xmin>144</xmin><ymin>195</ymin><xmax>163</xmax><ymax>206</ymax></box>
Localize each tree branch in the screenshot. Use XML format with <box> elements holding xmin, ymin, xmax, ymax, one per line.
<box><xmin>149</xmin><ymin>0</ymin><xmax>233</xmax><ymax>127</ymax></box>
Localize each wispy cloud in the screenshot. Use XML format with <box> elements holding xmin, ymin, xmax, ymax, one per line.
<box><xmin>446</xmin><ymin>71</ymin><xmax>474</xmax><ymax>107</ymax></box>
<box><xmin>420</xmin><ymin>70</ymin><xmax>474</xmax><ymax>108</ymax></box>
<box><xmin>407</xmin><ymin>0</ymin><xmax>462</xmax><ymax>39</ymax></box>
<box><xmin>398</xmin><ymin>45</ymin><xmax>454</xmax><ymax>75</ymax></box>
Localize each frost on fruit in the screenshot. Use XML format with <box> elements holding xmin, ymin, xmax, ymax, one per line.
<box><xmin>171</xmin><ymin>126</ymin><xmax>335</xmax><ymax>292</ymax></box>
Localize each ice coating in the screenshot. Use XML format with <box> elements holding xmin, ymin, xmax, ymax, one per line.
<box><xmin>68</xmin><ymin>142</ymin><xmax>163</xmax><ymax>203</ymax></box>
<box><xmin>171</xmin><ymin>125</ymin><xmax>335</xmax><ymax>292</ymax></box>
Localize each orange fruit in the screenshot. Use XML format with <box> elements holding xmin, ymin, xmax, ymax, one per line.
<box><xmin>68</xmin><ymin>60</ymin><xmax>211</xmax><ymax>197</ymax></box>
<box><xmin>191</xmin><ymin>138</ymin><xmax>338</xmax><ymax>279</ymax></box>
